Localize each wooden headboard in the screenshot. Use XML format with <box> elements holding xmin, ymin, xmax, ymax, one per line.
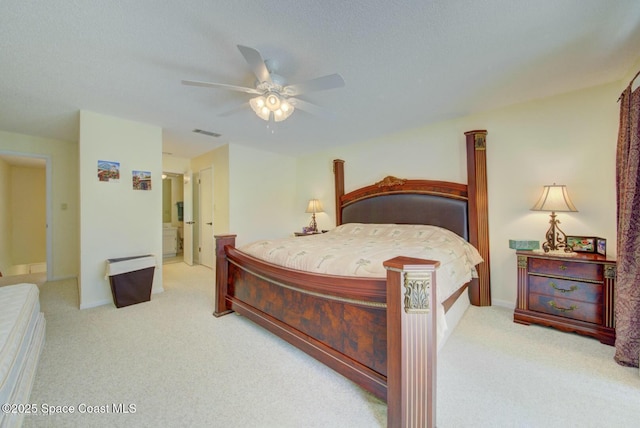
<box><xmin>338</xmin><ymin>177</ymin><xmax>470</xmax><ymax>240</ymax></box>
<box><xmin>332</xmin><ymin>130</ymin><xmax>492</xmax><ymax>306</ymax></box>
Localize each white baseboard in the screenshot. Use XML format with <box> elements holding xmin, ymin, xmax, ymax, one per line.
<box><xmin>80</xmin><ymin>287</ymin><xmax>164</xmax><ymax>310</ymax></box>
<box><xmin>49</xmin><ymin>274</ymin><xmax>77</xmax><ymax>282</ymax></box>
<box><xmin>491</xmin><ymin>298</ymin><xmax>515</xmax><ymax>309</ymax></box>
<box><xmin>80</xmin><ymin>298</ymin><xmax>113</xmax><ymax>310</ymax></box>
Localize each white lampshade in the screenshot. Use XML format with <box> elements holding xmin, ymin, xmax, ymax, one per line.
<box><xmin>305</xmin><ymin>199</ymin><xmax>324</xmax><ymax>214</ymax></box>
<box><xmin>531</xmin><ymin>184</ymin><xmax>578</xmax><ymax>213</ymax></box>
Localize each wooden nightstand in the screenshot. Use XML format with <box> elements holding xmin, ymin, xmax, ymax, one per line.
<box><xmin>294</xmin><ymin>231</ymin><xmax>321</xmax><ymax>237</ymax></box>
<box><xmin>514</xmin><ymin>250</ymin><xmax>616</xmax><ymax>345</ymax></box>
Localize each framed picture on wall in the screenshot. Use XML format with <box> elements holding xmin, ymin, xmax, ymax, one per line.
<box><xmin>97</xmin><ymin>160</ymin><xmax>120</xmax><ymax>182</ymax></box>
<box><xmin>132</xmin><ymin>170</ymin><xmax>152</xmax><ymax>190</ymax></box>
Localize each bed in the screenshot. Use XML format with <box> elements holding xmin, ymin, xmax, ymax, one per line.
<box><xmin>213</xmin><ymin>130</ymin><xmax>491</xmax><ymax>427</ymax></box>
<box><xmin>0</xmin><ymin>283</ymin><xmax>46</xmax><ymax>428</ymax></box>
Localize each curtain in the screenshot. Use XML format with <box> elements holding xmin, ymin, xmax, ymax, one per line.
<box><xmin>615</xmin><ymin>78</ymin><xmax>640</xmax><ymax>367</ymax></box>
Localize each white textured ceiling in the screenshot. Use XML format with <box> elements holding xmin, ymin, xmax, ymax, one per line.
<box><xmin>1</xmin><ymin>1</ymin><xmax>640</xmax><ymax>159</ymax></box>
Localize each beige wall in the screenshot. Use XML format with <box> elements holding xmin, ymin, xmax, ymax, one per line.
<box><xmin>0</xmin><ymin>157</ymin><xmax>11</xmax><ymax>271</ymax></box>
<box><xmin>10</xmin><ymin>166</ymin><xmax>46</xmax><ymax>264</ymax></box>
<box><xmin>296</xmin><ymin>81</ymin><xmax>621</xmax><ymax>308</ymax></box>
<box><xmin>0</xmin><ymin>130</ymin><xmax>79</xmax><ymax>279</ymax></box>
<box><xmin>622</xmin><ymin>57</ymin><xmax>640</xmax><ymax>92</ymax></box>
<box><xmin>79</xmin><ymin>111</ymin><xmax>163</xmax><ymax>309</ymax></box>
<box><xmin>227</xmin><ymin>144</ymin><xmax>297</xmax><ymax>246</ymax></box>
<box><xmin>189</xmin><ymin>143</ymin><xmax>297</xmax><ymax>247</ymax></box>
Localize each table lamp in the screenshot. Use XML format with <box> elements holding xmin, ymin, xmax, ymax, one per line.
<box><xmin>305</xmin><ymin>199</ymin><xmax>323</xmax><ymax>233</ymax></box>
<box><xmin>531</xmin><ymin>183</ymin><xmax>577</xmax><ymax>253</ymax></box>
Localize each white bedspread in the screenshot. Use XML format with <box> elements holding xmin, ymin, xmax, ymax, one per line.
<box><xmin>0</xmin><ymin>283</ymin><xmax>45</xmax><ymax>428</ymax></box>
<box><xmin>239</xmin><ymin>223</ymin><xmax>483</xmax><ymax>302</ymax></box>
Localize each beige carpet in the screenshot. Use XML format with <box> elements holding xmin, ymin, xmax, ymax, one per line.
<box><xmin>21</xmin><ymin>263</ymin><xmax>640</xmax><ymax>427</ymax></box>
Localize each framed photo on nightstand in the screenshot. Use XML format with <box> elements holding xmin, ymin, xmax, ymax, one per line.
<box><xmin>567</xmin><ymin>236</ymin><xmax>605</xmax><ymax>254</ymax></box>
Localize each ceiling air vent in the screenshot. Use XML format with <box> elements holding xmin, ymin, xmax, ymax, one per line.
<box><xmin>193</xmin><ymin>129</ymin><xmax>221</xmax><ymax>138</ymax></box>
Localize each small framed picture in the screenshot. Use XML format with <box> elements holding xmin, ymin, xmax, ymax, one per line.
<box><xmin>596</xmin><ymin>238</ymin><xmax>606</xmax><ymax>256</ymax></box>
<box><xmin>567</xmin><ymin>236</ymin><xmax>601</xmax><ymax>253</ymax></box>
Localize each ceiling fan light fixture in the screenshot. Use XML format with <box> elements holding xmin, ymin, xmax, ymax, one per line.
<box><xmin>182</xmin><ymin>44</ymin><xmax>344</xmax><ymax>123</ymax></box>
<box><xmin>274</xmin><ymin>109</ymin><xmax>294</xmax><ymax>122</ymax></box>
<box><xmin>250</xmin><ymin>96</ymin><xmax>270</xmax><ymax>120</ymax></box>
<box><xmin>266</xmin><ymin>93</ymin><xmax>281</xmax><ymax>111</ymax></box>
<box><xmin>250</xmin><ymin>93</ymin><xmax>294</xmax><ymax>122</ymax></box>
<box><xmin>273</xmin><ymin>99</ymin><xmax>294</xmax><ymax>122</ymax></box>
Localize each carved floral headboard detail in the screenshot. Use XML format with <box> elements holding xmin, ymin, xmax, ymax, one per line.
<box><xmin>376</xmin><ymin>176</ymin><xmax>407</xmax><ymax>187</ymax></box>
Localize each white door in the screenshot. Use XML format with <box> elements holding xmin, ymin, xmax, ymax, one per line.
<box><xmin>199</xmin><ymin>167</ymin><xmax>214</xmax><ymax>269</ymax></box>
<box><xmin>182</xmin><ymin>170</ymin><xmax>194</xmax><ymax>266</ymax></box>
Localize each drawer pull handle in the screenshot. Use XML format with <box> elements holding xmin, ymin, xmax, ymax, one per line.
<box><xmin>558</xmin><ymin>265</ymin><xmax>568</xmax><ymax>271</ymax></box>
<box><xmin>550</xmin><ymin>282</ymin><xmax>578</xmax><ymax>293</ymax></box>
<box><xmin>549</xmin><ymin>301</ymin><xmax>577</xmax><ymax>312</ymax></box>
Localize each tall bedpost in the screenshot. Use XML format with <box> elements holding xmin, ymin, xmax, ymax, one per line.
<box><xmin>384</xmin><ymin>256</ymin><xmax>439</xmax><ymax>428</ymax></box>
<box><xmin>214</xmin><ymin>234</ymin><xmax>236</xmax><ymax>317</ymax></box>
<box><xmin>333</xmin><ymin>159</ymin><xmax>345</xmax><ymax>226</ymax></box>
<box><xmin>465</xmin><ymin>130</ymin><xmax>491</xmax><ymax>306</ymax></box>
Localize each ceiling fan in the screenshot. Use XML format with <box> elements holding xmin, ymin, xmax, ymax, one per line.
<box><xmin>182</xmin><ymin>45</ymin><xmax>345</xmax><ymax>122</ymax></box>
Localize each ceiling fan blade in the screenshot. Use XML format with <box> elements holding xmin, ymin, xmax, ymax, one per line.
<box><xmin>289</xmin><ymin>98</ymin><xmax>335</xmax><ymax>119</ymax></box>
<box><xmin>285</xmin><ymin>73</ymin><xmax>345</xmax><ymax>96</ymax></box>
<box><xmin>181</xmin><ymin>79</ymin><xmax>261</xmax><ymax>95</ymax></box>
<box><xmin>218</xmin><ymin>102</ymin><xmax>250</xmax><ymax>117</ymax></box>
<box><xmin>237</xmin><ymin>45</ymin><xmax>272</xmax><ymax>84</ymax></box>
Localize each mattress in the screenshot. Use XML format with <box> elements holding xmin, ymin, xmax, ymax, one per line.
<box><xmin>0</xmin><ymin>283</ymin><xmax>46</xmax><ymax>428</ymax></box>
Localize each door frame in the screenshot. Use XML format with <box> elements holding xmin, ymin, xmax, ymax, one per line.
<box><xmin>182</xmin><ymin>170</ymin><xmax>194</xmax><ymax>265</ymax></box>
<box><xmin>0</xmin><ymin>150</ymin><xmax>52</xmax><ymax>280</ymax></box>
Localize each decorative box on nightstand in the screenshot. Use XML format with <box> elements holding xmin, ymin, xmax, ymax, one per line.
<box><xmin>513</xmin><ymin>250</ymin><xmax>616</xmax><ymax>345</ymax></box>
<box><xmin>508</xmin><ymin>240</ymin><xmax>540</xmax><ymax>251</ymax></box>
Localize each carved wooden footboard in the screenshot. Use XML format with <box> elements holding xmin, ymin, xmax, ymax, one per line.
<box><xmin>215</xmin><ymin>238</ymin><xmax>439</xmax><ymax>427</ymax></box>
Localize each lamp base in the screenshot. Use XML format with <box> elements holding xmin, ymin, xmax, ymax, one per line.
<box><xmin>308</xmin><ymin>213</ymin><xmax>318</xmax><ymax>233</ymax></box>
<box><xmin>542</xmin><ymin>212</ymin><xmax>573</xmax><ymax>253</ymax></box>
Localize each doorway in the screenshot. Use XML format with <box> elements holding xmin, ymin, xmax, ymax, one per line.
<box><xmin>159</xmin><ymin>166</ymin><xmax>212</xmax><ymax>270</ymax></box>
<box><xmin>161</xmin><ymin>172</ymin><xmax>184</xmax><ymax>265</ymax></box>
<box><xmin>0</xmin><ymin>152</ymin><xmax>50</xmax><ymax>283</ymax></box>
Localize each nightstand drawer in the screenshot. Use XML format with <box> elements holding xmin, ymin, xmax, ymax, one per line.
<box><xmin>529</xmin><ymin>294</ymin><xmax>602</xmax><ymax>324</ymax></box>
<box><xmin>528</xmin><ymin>258</ymin><xmax>602</xmax><ymax>281</ymax></box>
<box><xmin>528</xmin><ymin>276</ymin><xmax>601</xmax><ymax>303</ymax></box>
